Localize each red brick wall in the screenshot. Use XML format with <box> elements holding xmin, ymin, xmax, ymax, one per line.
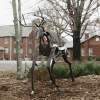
<box><xmin>0</xmin><ymin>36</ymin><xmax>32</xmax><ymax>60</ymax></box>
<box><xmin>0</xmin><ymin>35</ymin><xmax>100</xmax><ymax>60</ymax></box>
<box><xmin>81</xmin><ymin>35</ymin><xmax>100</xmax><ymax>59</ymax></box>
<box><xmin>68</xmin><ymin>35</ymin><xmax>100</xmax><ymax>60</ymax></box>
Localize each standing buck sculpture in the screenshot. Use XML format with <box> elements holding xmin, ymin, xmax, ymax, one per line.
<box><xmin>31</xmin><ymin>17</ymin><xmax>74</xmax><ymax>95</ymax></box>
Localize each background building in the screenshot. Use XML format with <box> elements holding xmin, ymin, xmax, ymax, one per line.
<box><xmin>0</xmin><ymin>25</ymin><xmax>100</xmax><ymax>60</ymax></box>
<box><xmin>0</xmin><ymin>25</ymin><xmax>32</xmax><ymax>60</ymax></box>
<box><xmin>68</xmin><ymin>34</ymin><xmax>100</xmax><ymax>60</ymax></box>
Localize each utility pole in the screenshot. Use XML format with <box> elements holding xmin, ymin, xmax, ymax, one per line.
<box><xmin>12</xmin><ymin>0</ymin><xmax>22</xmax><ymax>79</ymax></box>
<box><xmin>18</xmin><ymin>0</ymin><xmax>22</xmax><ymax>36</ymax></box>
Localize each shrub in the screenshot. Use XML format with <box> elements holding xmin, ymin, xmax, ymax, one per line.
<box><xmin>88</xmin><ymin>56</ymin><xmax>95</xmax><ymax>61</ymax></box>
<box><xmin>72</xmin><ymin>63</ymin><xmax>85</xmax><ymax>77</ymax></box>
<box><xmin>94</xmin><ymin>64</ymin><xmax>100</xmax><ymax>75</ymax></box>
<box><xmin>85</xmin><ymin>62</ymin><xmax>95</xmax><ymax>74</ymax></box>
<box><xmin>27</xmin><ymin>61</ymin><xmax>100</xmax><ymax>79</ymax></box>
<box><xmin>54</xmin><ymin>61</ymin><xmax>100</xmax><ymax>78</ymax></box>
<box><xmin>96</xmin><ymin>57</ymin><xmax>100</xmax><ymax>61</ymax></box>
<box><xmin>53</xmin><ymin>63</ymin><xmax>68</xmax><ymax>78</ymax></box>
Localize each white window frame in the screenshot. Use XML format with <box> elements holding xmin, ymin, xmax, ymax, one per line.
<box><xmin>89</xmin><ymin>48</ymin><xmax>93</xmax><ymax>56</ymax></box>
<box><xmin>4</xmin><ymin>38</ymin><xmax>8</xmax><ymax>44</ymax></box>
<box><xmin>29</xmin><ymin>48</ymin><xmax>32</xmax><ymax>54</ymax></box>
<box><xmin>96</xmin><ymin>37</ymin><xmax>100</xmax><ymax>41</ymax></box>
<box><xmin>14</xmin><ymin>48</ymin><xmax>16</xmax><ymax>53</ymax></box>
<box><xmin>67</xmin><ymin>51</ymin><xmax>70</xmax><ymax>57</ymax></box>
<box><xmin>81</xmin><ymin>48</ymin><xmax>85</xmax><ymax>56</ymax></box>
<box><xmin>5</xmin><ymin>48</ymin><xmax>9</xmax><ymax>53</ymax></box>
<box><xmin>20</xmin><ymin>48</ymin><xmax>23</xmax><ymax>54</ymax></box>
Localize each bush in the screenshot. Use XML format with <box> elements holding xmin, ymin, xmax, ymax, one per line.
<box><xmin>96</xmin><ymin>57</ymin><xmax>100</xmax><ymax>61</ymax></box>
<box><xmin>88</xmin><ymin>56</ymin><xmax>95</xmax><ymax>61</ymax></box>
<box><xmin>27</xmin><ymin>61</ymin><xmax>100</xmax><ymax>79</ymax></box>
<box><xmin>93</xmin><ymin>64</ymin><xmax>100</xmax><ymax>75</ymax></box>
<box><xmin>53</xmin><ymin>63</ymin><xmax>68</xmax><ymax>78</ymax></box>
<box><xmin>72</xmin><ymin>63</ymin><xmax>85</xmax><ymax>77</ymax></box>
<box><xmin>54</xmin><ymin>61</ymin><xmax>100</xmax><ymax>78</ymax></box>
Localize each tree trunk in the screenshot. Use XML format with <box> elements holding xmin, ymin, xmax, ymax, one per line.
<box><xmin>12</xmin><ymin>0</ymin><xmax>22</xmax><ymax>79</ymax></box>
<box><xmin>73</xmin><ymin>30</ymin><xmax>81</xmax><ymax>61</ymax></box>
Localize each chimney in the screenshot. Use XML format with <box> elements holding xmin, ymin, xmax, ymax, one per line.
<box><xmin>85</xmin><ymin>33</ymin><xmax>89</xmax><ymax>40</ymax></box>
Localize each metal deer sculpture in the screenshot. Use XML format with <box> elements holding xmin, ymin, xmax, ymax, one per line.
<box><xmin>31</xmin><ymin>17</ymin><xmax>74</xmax><ymax>95</ymax></box>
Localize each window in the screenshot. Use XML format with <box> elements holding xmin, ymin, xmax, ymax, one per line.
<box><xmin>14</xmin><ymin>48</ymin><xmax>16</xmax><ymax>53</ymax></box>
<box><xmin>81</xmin><ymin>48</ymin><xmax>85</xmax><ymax>56</ymax></box>
<box><xmin>96</xmin><ymin>37</ymin><xmax>100</xmax><ymax>41</ymax></box>
<box><xmin>29</xmin><ymin>41</ymin><xmax>32</xmax><ymax>45</ymax></box>
<box><xmin>29</xmin><ymin>48</ymin><xmax>32</xmax><ymax>54</ymax></box>
<box><xmin>14</xmin><ymin>41</ymin><xmax>16</xmax><ymax>44</ymax></box>
<box><xmin>89</xmin><ymin>48</ymin><xmax>93</xmax><ymax>56</ymax></box>
<box><xmin>5</xmin><ymin>48</ymin><xmax>9</xmax><ymax>53</ymax></box>
<box><xmin>13</xmin><ymin>48</ymin><xmax>23</xmax><ymax>54</ymax></box>
<box><xmin>20</xmin><ymin>49</ymin><xmax>23</xmax><ymax>54</ymax></box>
<box><xmin>67</xmin><ymin>51</ymin><xmax>70</xmax><ymax>57</ymax></box>
<box><xmin>5</xmin><ymin>38</ymin><xmax>8</xmax><ymax>44</ymax></box>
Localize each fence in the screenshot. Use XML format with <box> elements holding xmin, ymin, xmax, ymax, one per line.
<box><xmin>0</xmin><ymin>60</ymin><xmax>47</xmax><ymax>72</ymax></box>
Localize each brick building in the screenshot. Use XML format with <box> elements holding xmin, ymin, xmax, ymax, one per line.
<box><xmin>68</xmin><ymin>34</ymin><xmax>100</xmax><ymax>60</ymax></box>
<box><xmin>81</xmin><ymin>35</ymin><xmax>100</xmax><ymax>59</ymax></box>
<box><xmin>0</xmin><ymin>25</ymin><xmax>100</xmax><ymax>60</ymax></box>
<box><xmin>0</xmin><ymin>25</ymin><xmax>33</xmax><ymax>60</ymax></box>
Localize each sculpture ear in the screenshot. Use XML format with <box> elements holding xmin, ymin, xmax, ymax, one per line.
<box><xmin>46</xmin><ymin>32</ymin><xmax>50</xmax><ymax>36</ymax></box>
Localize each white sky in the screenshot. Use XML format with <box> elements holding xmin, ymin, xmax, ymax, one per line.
<box><xmin>0</xmin><ymin>0</ymin><xmax>46</xmax><ymax>26</ymax></box>
<box><xmin>0</xmin><ymin>0</ymin><xmax>99</xmax><ymax>26</ymax></box>
<box><xmin>0</xmin><ymin>0</ymin><xmax>12</xmax><ymax>26</ymax></box>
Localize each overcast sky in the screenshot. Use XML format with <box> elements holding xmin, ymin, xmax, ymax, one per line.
<box><xmin>0</xmin><ymin>0</ymin><xmax>99</xmax><ymax>26</ymax></box>
<box><xmin>0</xmin><ymin>0</ymin><xmax>46</xmax><ymax>26</ymax></box>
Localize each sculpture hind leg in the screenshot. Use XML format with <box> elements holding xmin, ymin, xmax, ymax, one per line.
<box><xmin>62</xmin><ymin>53</ymin><xmax>75</xmax><ymax>82</ymax></box>
<box><xmin>47</xmin><ymin>58</ymin><xmax>58</xmax><ymax>88</ymax></box>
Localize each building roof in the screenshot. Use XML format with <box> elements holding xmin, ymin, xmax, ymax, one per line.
<box><xmin>0</xmin><ymin>47</ymin><xmax>4</xmax><ymax>51</ymax></box>
<box><xmin>81</xmin><ymin>34</ymin><xmax>100</xmax><ymax>43</ymax></box>
<box><xmin>67</xmin><ymin>34</ymin><xmax>100</xmax><ymax>49</ymax></box>
<box><xmin>0</xmin><ymin>25</ymin><xmax>32</xmax><ymax>37</ymax></box>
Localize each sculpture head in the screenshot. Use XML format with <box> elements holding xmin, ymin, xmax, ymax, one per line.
<box><xmin>34</xmin><ymin>18</ymin><xmax>51</xmax><ymax>56</ymax></box>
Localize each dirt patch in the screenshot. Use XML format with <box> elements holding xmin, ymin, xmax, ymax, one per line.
<box><xmin>0</xmin><ymin>72</ymin><xmax>100</xmax><ymax>100</ymax></box>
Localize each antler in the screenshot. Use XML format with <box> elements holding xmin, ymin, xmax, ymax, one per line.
<box><xmin>34</xmin><ymin>8</ymin><xmax>46</xmax><ymax>27</ymax></box>
<box><xmin>33</xmin><ymin>16</ymin><xmax>46</xmax><ymax>28</ymax></box>
<box><xmin>18</xmin><ymin>8</ymin><xmax>46</xmax><ymax>28</ymax></box>
<box><xmin>39</xmin><ymin>17</ymin><xmax>45</xmax><ymax>27</ymax></box>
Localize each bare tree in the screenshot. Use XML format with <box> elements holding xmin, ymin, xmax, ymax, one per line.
<box><xmin>39</xmin><ymin>0</ymin><xmax>100</xmax><ymax>61</ymax></box>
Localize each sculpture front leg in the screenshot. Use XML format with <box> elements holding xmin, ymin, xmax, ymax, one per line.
<box><xmin>31</xmin><ymin>60</ymin><xmax>35</xmax><ymax>95</ymax></box>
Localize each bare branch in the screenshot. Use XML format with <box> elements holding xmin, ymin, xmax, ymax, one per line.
<box><xmin>81</xmin><ymin>0</ymin><xmax>94</xmax><ymax>24</ymax></box>
<box><xmin>22</xmin><ymin>14</ymin><xmax>27</xmax><ymax>25</ymax></box>
<box><xmin>18</xmin><ymin>19</ymin><xmax>33</xmax><ymax>27</ymax></box>
<box><xmin>80</xmin><ymin>22</ymin><xmax>89</xmax><ymax>38</ymax></box>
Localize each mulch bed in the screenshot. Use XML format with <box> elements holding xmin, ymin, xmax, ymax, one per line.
<box><xmin>0</xmin><ymin>72</ymin><xmax>100</xmax><ymax>100</ymax></box>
